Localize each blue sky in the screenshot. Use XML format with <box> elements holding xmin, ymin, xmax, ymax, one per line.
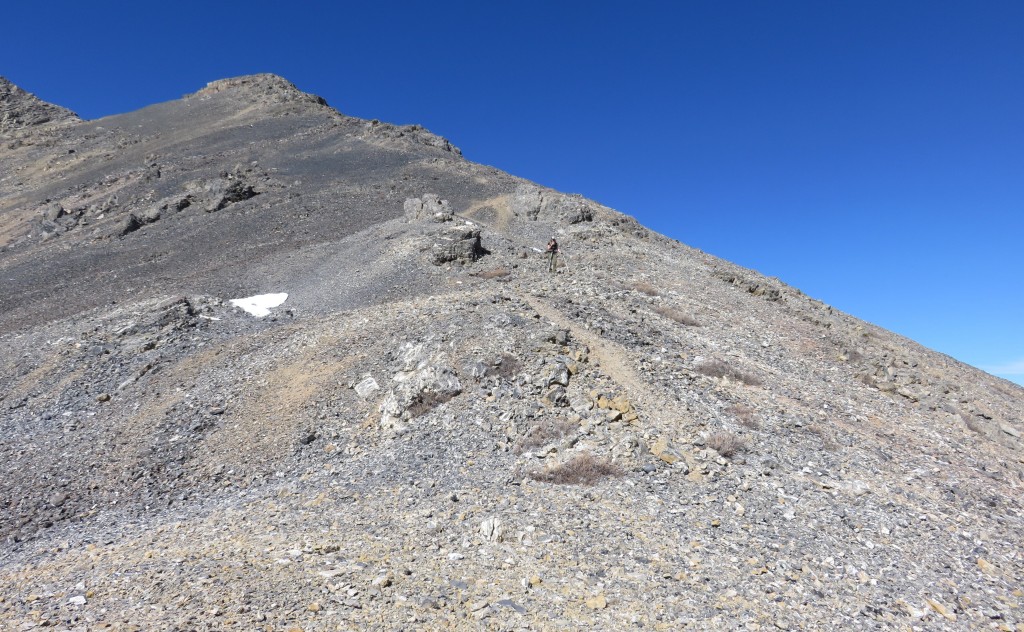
<box><xmin>3</xmin><ymin>1</ymin><xmax>1022</xmax><ymax>386</ymax></box>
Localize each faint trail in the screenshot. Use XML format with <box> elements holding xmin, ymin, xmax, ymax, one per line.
<box><xmin>523</xmin><ymin>294</ymin><xmax>695</xmax><ymax>436</ymax></box>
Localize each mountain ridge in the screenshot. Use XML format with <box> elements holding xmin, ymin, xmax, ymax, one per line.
<box><xmin>0</xmin><ymin>76</ymin><xmax>80</xmax><ymax>133</ymax></box>
<box><xmin>1</xmin><ymin>74</ymin><xmax>1022</xmax><ymax>630</ymax></box>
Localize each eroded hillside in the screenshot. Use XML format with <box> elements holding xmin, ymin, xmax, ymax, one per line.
<box><xmin>2</xmin><ymin>75</ymin><xmax>1022</xmax><ymax>631</ymax></box>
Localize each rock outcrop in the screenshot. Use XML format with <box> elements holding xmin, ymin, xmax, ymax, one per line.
<box><xmin>511</xmin><ymin>183</ymin><xmax>595</xmax><ymax>224</ymax></box>
<box><xmin>0</xmin><ymin>76</ymin><xmax>79</xmax><ymax>133</ymax></box>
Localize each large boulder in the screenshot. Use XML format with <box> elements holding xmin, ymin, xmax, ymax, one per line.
<box><xmin>430</xmin><ymin>224</ymin><xmax>485</xmax><ymax>265</ymax></box>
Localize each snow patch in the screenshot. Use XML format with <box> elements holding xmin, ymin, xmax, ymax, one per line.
<box><xmin>230</xmin><ymin>293</ymin><xmax>288</xmax><ymax>317</ymax></box>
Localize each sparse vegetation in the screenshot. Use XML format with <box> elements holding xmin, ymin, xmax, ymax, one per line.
<box><xmin>515</xmin><ymin>418</ymin><xmax>577</xmax><ymax>454</ymax></box>
<box><xmin>528</xmin><ymin>452</ymin><xmax>622</xmax><ymax>485</ymax></box>
<box><xmin>475</xmin><ymin>267</ymin><xmax>511</xmax><ymax>280</ymax></box>
<box><xmin>486</xmin><ymin>353</ymin><xmax>521</xmax><ymax>380</ymax></box>
<box><xmin>695</xmin><ymin>359</ymin><xmax>763</xmax><ymax>386</ymax></box>
<box><xmin>726</xmin><ymin>404</ymin><xmax>759</xmax><ymax>429</ymax></box>
<box><xmin>405</xmin><ymin>390</ymin><xmax>456</xmax><ymax>418</ymax></box>
<box><xmin>628</xmin><ymin>280</ymin><xmax>660</xmax><ymax>296</ymax></box>
<box><xmin>706</xmin><ymin>431</ymin><xmax>748</xmax><ymax>458</ymax></box>
<box><xmin>653</xmin><ymin>305</ymin><xmax>700</xmax><ymax>327</ymax></box>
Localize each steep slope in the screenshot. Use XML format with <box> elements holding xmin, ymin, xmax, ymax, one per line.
<box><xmin>1</xmin><ymin>75</ymin><xmax>1022</xmax><ymax>630</ymax></box>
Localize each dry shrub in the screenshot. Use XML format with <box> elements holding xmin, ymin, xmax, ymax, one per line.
<box><xmin>842</xmin><ymin>348</ymin><xmax>865</xmax><ymax>363</ymax></box>
<box><xmin>726</xmin><ymin>404</ymin><xmax>759</xmax><ymax>429</ymax></box>
<box><xmin>476</xmin><ymin>267</ymin><xmax>511</xmax><ymax>280</ymax></box>
<box><xmin>629</xmin><ymin>281</ymin><xmax>660</xmax><ymax>296</ymax></box>
<box><xmin>486</xmin><ymin>353</ymin><xmax>521</xmax><ymax>380</ymax></box>
<box><xmin>695</xmin><ymin>359</ymin><xmax>763</xmax><ymax>386</ymax></box>
<box><xmin>653</xmin><ymin>305</ymin><xmax>700</xmax><ymax>327</ymax></box>
<box><xmin>405</xmin><ymin>390</ymin><xmax>456</xmax><ymax>418</ymax></box>
<box><xmin>529</xmin><ymin>452</ymin><xmax>622</xmax><ymax>485</ymax></box>
<box><xmin>515</xmin><ymin>418</ymin><xmax>577</xmax><ymax>454</ymax></box>
<box><xmin>706</xmin><ymin>431</ymin><xmax>748</xmax><ymax>458</ymax></box>
<box><xmin>856</xmin><ymin>372</ymin><xmax>876</xmax><ymax>387</ymax></box>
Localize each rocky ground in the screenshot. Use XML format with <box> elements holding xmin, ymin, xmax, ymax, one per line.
<box><xmin>1</xmin><ymin>75</ymin><xmax>1022</xmax><ymax>631</ymax></box>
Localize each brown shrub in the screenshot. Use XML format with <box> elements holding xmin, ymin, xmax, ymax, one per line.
<box><xmin>706</xmin><ymin>431</ymin><xmax>748</xmax><ymax>458</ymax></box>
<box><xmin>629</xmin><ymin>281</ymin><xmax>660</xmax><ymax>296</ymax></box>
<box><xmin>726</xmin><ymin>404</ymin><xmax>759</xmax><ymax>429</ymax></box>
<box><xmin>653</xmin><ymin>305</ymin><xmax>700</xmax><ymax>327</ymax></box>
<box><xmin>487</xmin><ymin>353</ymin><xmax>521</xmax><ymax>380</ymax></box>
<box><xmin>475</xmin><ymin>267</ymin><xmax>511</xmax><ymax>280</ymax></box>
<box><xmin>695</xmin><ymin>360</ymin><xmax>763</xmax><ymax>386</ymax></box>
<box><xmin>514</xmin><ymin>418</ymin><xmax>577</xmax><ymax>454</ymax></box>
<box><xmin>529</xmin><ymin>452</ymin><xmax>622</xmax><ymax>486</ymax></box>
<box><xmin>405</xmin><ymin>390</ymin><xmax>457</xmax><ymax>418</ymax></box>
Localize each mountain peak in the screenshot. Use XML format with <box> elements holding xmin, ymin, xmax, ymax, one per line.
<box><xmin>185</xmin><ymin>73</ymin><xmax>329</xmax><ymax>108</ymax></box>
<box><xmin>0</xmin><ymin>76</ymin><xmax>79</xmax><ymax>133</ymax></box>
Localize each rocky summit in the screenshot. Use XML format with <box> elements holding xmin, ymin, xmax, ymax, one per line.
<box><xmin>1</xmin><ymin>74</ymin><xmax>1022</xmax><ymax>631</ymax></box>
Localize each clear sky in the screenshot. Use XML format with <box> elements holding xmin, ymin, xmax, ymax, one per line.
<box><xmin>3</xmin><ymin>1</ymin><xmax>1022</xmax><ymax>386</ymax></box>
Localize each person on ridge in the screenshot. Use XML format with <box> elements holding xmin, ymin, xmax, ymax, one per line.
<box><xmin>545</xmin><ymin>236</ymin><xmax>559</xmax><ymax>273</ymax></box>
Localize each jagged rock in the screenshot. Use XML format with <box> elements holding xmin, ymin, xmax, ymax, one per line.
<box><xmin>541</xmin><ymin>386</ymin><xmax>568</xmax><ymax>407</ymax></box>
<box><xmin>544</xmin><ymin>362</ymin><xmax>570</xmax><ymax>387</ymax></box>
<box><xmin>405</xmin><ymin>194</ymin><xmax>453</xmax><ymax>222</ymax></box>
<box><xmin>118</xmin><ymin>213</ymin><xmax>146</xmax><ymax>237</ymax></box>
<box><xmin>354</xmin><ymin>377</ymin><xmax>380</xmax><ymax>399</ymax></box>
<box><xmin>42</xmin><ymin>203</ymin><xmax>66</xmax><ymax>222</ymax></box>
<box><xmin>147</xmin><ymin>194</ymin><xmax>193</xmax><ymax>221</ymax></box>
<box><xmin>425</xmin><ymin>192</ymin><xmax>454</xmax><ymax>222</ymax></box>
<box><xmin>364</xmin><ymin>120</ymin><xmax>461</xmax><ymax>154</ymax></box>
<box><xmin>192</xmin><ymin>178</ymin><xmax>259</xmax><ymax>212</ymax></box>
<box><xmin>462</xmin><ymin>361</ymin><xmax>489</xmax><ymax>381</ymax></box>
<box><xmin>651</xmin><ymin>436</ymin><xmax>683</xmax><ymax>464</ymax></box>
<box><xmin>569</xmin><ymin>395</ymin><xmax>593</xmax><ymax>413</ymax></box>
<box><xmin>479</xmin><ymin>517</ymin><xmax>505</xmax><ymax>542</ymax></box>
<box><xmin>379</xmin><ymin>343</ymin><xmax>462</xmax><ymax>431</ymax></box>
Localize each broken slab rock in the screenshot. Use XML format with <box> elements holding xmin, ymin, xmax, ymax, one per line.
<box><xmin>429</xmin><ymin>224</ymin><xmax>486</xmax><ymax>265</ymax></box>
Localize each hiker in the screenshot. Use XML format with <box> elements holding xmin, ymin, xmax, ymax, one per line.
<box><xmin>545</xmin><ymin>236</ymin><xmax>559</xmax><ymax>273</ymax></box>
